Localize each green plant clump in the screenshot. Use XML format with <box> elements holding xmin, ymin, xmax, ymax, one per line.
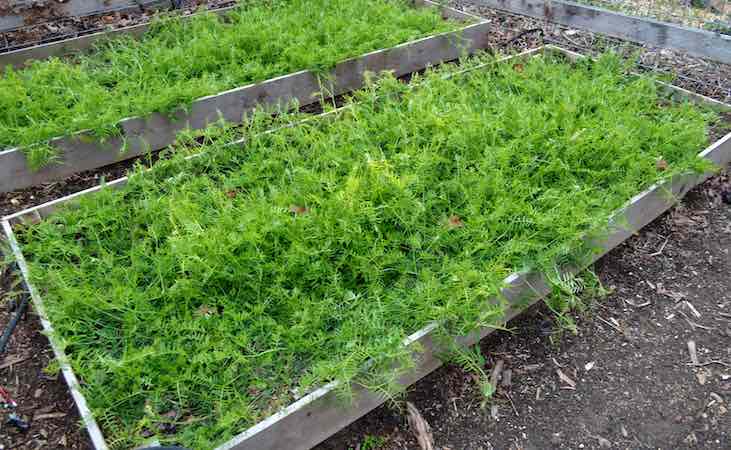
<box><xmin>0</xmin><ymin>0</ymin><xmax>457</xmax><ymax>168</ymax></box>
<box><xmin>19</xmin><ymin>53</ymin><xmax>715</xmax><ymax>448</ymax></box>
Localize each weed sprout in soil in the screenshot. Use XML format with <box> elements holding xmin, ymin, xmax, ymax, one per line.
<box><xmin>18</xmin><ymin>52</ymin><xmax>717</xmax><ymax>449</ymax></box>
<box><xmin>0</xmin><ymin>0</ymin><xmax>458</xmax><ymax>169</ymax></box>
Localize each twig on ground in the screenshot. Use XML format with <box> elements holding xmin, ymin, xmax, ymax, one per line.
<box><xmin>683</xmin><ymin>301</ymin><xmax>702</xmax><ymax>318</ymax></box>
<box><xmin>679</xmin><ymin>311</ymin><xmax>716</xmax><ymax>331</ymax></box>
<box><xmin>649</xmin><ymin>235</ymin><xmax>670</xmax><ymax>256</ymax></box>
<box><xmin>596</xmin><ymin>315</ymin><xmax>623</xmax><ymax>333</ymax></box>
<box><xmin>624</xmin><ymin>299</ymin><xmax>651</xmax><ymax>308</ymax></box>
<box><xmin>556</xmin><ymin>368</ymin><xmax>577</xmax><ymax>389</ymax></box>
<box><xmin>505</xmin><ymin>391</ymin><xmax>519</xmax><ymax>417</ymax></box>
<box><xmin>688</xmin><ymin>360</ymin><xmax>731</xmax><ymax>368</ymax></box>
<box><xmin>687</xmin><ymin>340</ymin><xmax>699</xmax><ymax>365</ymax></box>
<box><xmin>0</xmin><ymin>355</ymin><xmax>30</xmax><ymax>370</ymax></box>
<box><xmin>406</xmin><ymin>402</ymin><xmax>434</xmax><ymax>450</ymax></box>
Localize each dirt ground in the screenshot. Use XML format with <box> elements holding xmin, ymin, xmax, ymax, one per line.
<box><xmin>0</xmin><ymin>2</ymin><xmax>730</xmax><ymax>450</ymax></box>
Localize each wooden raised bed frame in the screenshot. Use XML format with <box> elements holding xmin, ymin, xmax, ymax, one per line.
<box><xmin>0</xmin><ymin>0</ymin><xmax>488</xmax><ymax>194</ymax></box>
<box><xmin>2</xmin><ymin>45</ymin><xmax>730</xmax><ymax>450</ymax></box>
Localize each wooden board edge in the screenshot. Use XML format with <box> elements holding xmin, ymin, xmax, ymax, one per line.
<box><xmin>473</xmin><ymin>0</ymin><xmax>731</xmax><ymax>64</ymax></box>
<box><xmin>0</xmin><ymin>220</ymin><xmax>110</xmax><ymax>449</ymax></box>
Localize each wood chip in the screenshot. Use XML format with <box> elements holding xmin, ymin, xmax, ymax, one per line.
<box><xmin>34</xmin><ymin>412</ymin><xmax>67</xmax><ymax>420</ymax></box>
<box><xmin>697</xmin><ymin>369</ymin><xmax>708</xmax><ymax>385</ymax></box>
<box><xmin>501</xmin><ymin>369</ymin><xmax>512</xmax><ymax>388</ymax></box>
<box><xmin>596</xmin><ymin>436</ymin><xmax>611</xmax><ymax>448</ymax></box>
<box><xmin>556</xmin><ymin>368</ymin><xmax>576</xmax><ymax>389</ymax></box>
<box><xmin>490</xmin><ymin>359</ymin><xmax>504</xmax><ymax>390</ymax></box>
<box><xmin>406</xmin><ymin>402</ymin><xmax>434</xmax><ymax>450</ymax></box>
<box><xmin>684</xmin><ymin>301</ymin><xmax>701</xmax><ymax>318</ymax></box>
<box><xmin>522</xmin><ymin>363</ymin><xmax>543</xmax><ymax>372</ymax></box>
<box><xmin>0</xmin><ymin>355</ymin><xmax>30</xmax><ymax>369</ymax></box>
<box><xmin>584</xmin><ymin>361</ymin><xmax>595</xmax><ymax>371</ymax></box>
<box><xmin>624</xmin><ymin>298</ymin><xmax>651</xmax><ymax>308</ymax></box>
<box><xmin>596</xmin><ymin>315</ymin><xmax>622</xmax><ymax>333</ymax></box>
<box><xmin>688</xmin><ymin>340</ymin><xmax>699</xmax><ymax>365</ymax></box>
<box><xmin>658</xmin><ymin>283</ymin><xmax>686</xmax><ymax>301</ymax></box>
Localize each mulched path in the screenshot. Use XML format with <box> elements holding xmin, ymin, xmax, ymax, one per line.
<box><xmin>0</xmin><ymin>0</ymin><xmax>235</xmax><ymax>52</ymax></box>
<box><xmin>0</xmin><ymin>2</ymin><xmax>730</xmax><ymax>449</ymax></box>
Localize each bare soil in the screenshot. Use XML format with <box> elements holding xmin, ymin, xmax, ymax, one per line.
<box><xmin>0</xmin><ymin>3</ymin><xmax>730</xmax><ymax>450</ymax></box>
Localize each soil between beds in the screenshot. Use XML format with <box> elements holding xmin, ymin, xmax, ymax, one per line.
<box><xmin>0</xmin><ymin>3</ymin><xmax>730</xmax><ymax>450</ymax></box>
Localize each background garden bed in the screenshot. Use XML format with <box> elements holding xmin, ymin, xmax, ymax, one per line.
<box><xmin>0</xmin><ymin>0</ymin><xmax>485</xmax><ymax>193</ymax></box>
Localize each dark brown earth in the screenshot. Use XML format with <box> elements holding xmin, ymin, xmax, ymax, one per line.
<box><xmin>1</xmin><ymin>2</ymin><xmax>730</xmax><ymax>450</ymax></box>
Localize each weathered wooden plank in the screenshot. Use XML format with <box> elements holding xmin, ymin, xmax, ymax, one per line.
<box><xmin>4</xmin><ymin>45</ymin><xmax>729</xmax><ymax>450</ymax></box>
<box><xmin>474</xmin><ymin>0</ymin><xmax>731</xmax><ymax>64</ymax></box>
<box><xmin>0</xmin><ymin>220</ymin><xmax>109</xmax><ymax>449</ymax></box>
<box><xmin>0</xmin><ymin>0</ymin><xmax>164</xmax><ymax>33</ymax></box>
<box><xmin>0</xmin><ymin>4</ymin><xmax>487</xmax><ymax>194</ymax></box>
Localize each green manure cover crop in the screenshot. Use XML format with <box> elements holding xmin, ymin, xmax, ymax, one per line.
<box><xmin>0</xmin><ymin>0</ymin><xmax>458</xmax><ymax>169</ymax></box>
<box><xmin>19</xmin><ymin>53</ymin><xmax>715</xmax><ymax>448</ymax></box>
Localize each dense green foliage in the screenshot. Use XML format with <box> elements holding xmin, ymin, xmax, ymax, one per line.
<box><xmin>20</xmin><ymin>53</ymin><xmax>714</xmax><ymax>448</ymax></box>
<box><xmin>0</xmin><ymin>0</ymin><xmax>456</xmax><ymax>168</ymax></box>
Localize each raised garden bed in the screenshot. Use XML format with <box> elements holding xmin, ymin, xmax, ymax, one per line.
<box><xmin>2</xmin><ymin>45</ymin><xmax>730</xmax><ymax>450</ymax></box>
<box><xmin>0</xmin><ymin>0</ymin><xmax>486</xmax><ymax>193</ymax></box>
<box><xmin>0</xmin><ymin>4</ymin><xmax>238</xmax><ymax>68</ymax></box>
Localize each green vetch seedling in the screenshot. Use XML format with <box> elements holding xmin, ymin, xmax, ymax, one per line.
<box><xmin>349</xmin><ymin>434</ymin><xmax>386</xmax><ymax>450</ymax></box>
<box><xmin>17</xmin><ymin>52</ymin><xmax>718</xmax><ymax>449</ymax></box>
<box><xmin>544</xmin><ymin>268</ymin><xmax>609</xmax><ymax>342</ymax></box>
<box><xmin>0</xmin><ymin>0</ymin><xmax>459</xmax><ymax>169</ymax></box>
